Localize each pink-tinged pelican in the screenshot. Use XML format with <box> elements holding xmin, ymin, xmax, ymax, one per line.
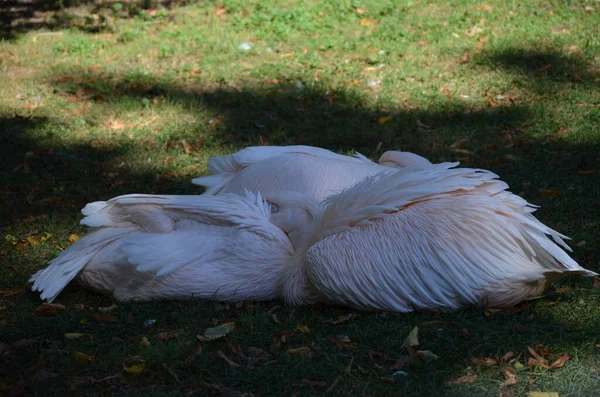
<box><xmin>280</xmin><ymin>161</ymin><xmax>597</xmax><ymax>311</ymax></box>
<box><xmin>30</xmin><ymin>190</ymin><xmax>317</xmax><ymax>303</ymax></box>
<box><xmin>192</xmin><ymin>145</ymin><xmax>435</xmax><ymax>201</ymax></box>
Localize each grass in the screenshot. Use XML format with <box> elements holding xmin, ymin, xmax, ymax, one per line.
<box><xmin>1</xmin><ymin>0</ymin><xmax>599</xmax><ymax>395</ymax></box>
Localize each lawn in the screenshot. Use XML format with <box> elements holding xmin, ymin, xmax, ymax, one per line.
<box><xmin>1</xmin><ymin>0</ymin><xmax>599</xmax><ymax>395</ymax></box>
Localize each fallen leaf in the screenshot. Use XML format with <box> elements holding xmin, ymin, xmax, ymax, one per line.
<box><xmin>296</xmin><ymin>324</ymin><xmax>310</xmax><ymax>334</ymax></box>
<box><xmin>416</xmin><ymin>350</ymin><xmax>439</xmax><ymax>360</ymax></box>
<box><xmin>197</xmin><ymin>322</ymin><xmax>235</xmax><ymax>341</ymax></box>
<box><xmin>549</xmin><ymin>353</ymin><xmax>569</xmax><ymax>369</ymax></box>
<box><xmin>460</xmin><ymin>52</ymin><xmax>469</xmax><ymax>64</ymax></box>
<box><xmin>65</xmin><ymin>333</ymin><xmax>92</xmax><ymax>340</ymax></box>
<box><xmin>593</xmin><ymin>277</ymin><xmax>600</xmax><ymax>288</ymax></box>
<box><xmin>140</xmin><ymin>337</ymin><xmax>151</xmax><ymax>348</ymax></box>
<box><xmin>577</xmin><ymin>170</ymin><xmax>597</xmax><ymax>176</ymax></box>
<box><xmin>218</xmin><ymin>350</ymin><xmax>241</xmax><ymax>367</ymax></box>
<box><xmin>98</xmin><ymin>304</ymin><xmax>117</xmax><ymax>313</ymax></box>
<box><xmin>471</xmin><ymin>357</ymin><xmax>497</xmax><ymax>366</ymax></box>
<box><xmin>326</xmin><ymin>376</ymin><xmax>341</xmax><ymax>392</ymax></box>
<box><xmin>40</xmin><ymin>232</ymin><xmax>52</xmax><ymax>242</ymax></box>
<box><xmin>68</xmin><ymin>233</ymin><xmax>82</xmax><ymax>243</ymax></box>
<box><xmin>26</xmin><ymin>235</ymin><xmax>40</xmax><ymax>246</ymax></box>
<box><xmin>158</xmin><ymin>329</ymin><xmax>183</xmax><ymax>343</ymax></box>
<box><xmin>92</xmin><ymin>314</ymin><xmax>119</xmax><ymax>322</ymax></box>
<box><xmin>0</xmin><ymin>307</ymin><xmax>6</xmax><ymax>319</ymax></box>
<box><xmin>287</xmin><ymin>347</ymin><xmax>311</xmax><ymax>355</ymax></box>
<box><xmin>40</xmin><ymin>197</ymin><xmax>64</xmax><ymax>207</ymax></box>
<box><xmin>538</xmin><ymin>189</ymin><xmax>561</xmax><ymax>198</ymax></box>
<box><xmin>378</xmin><ymin>115</ymin><xmax>392</xmax><ymax>124</ymax></box>
<box><xmin>360</xmin><ymin>18</ymin><xmax>377</xmax><ymax>26</ymax></box>
<box><xmin>279</xmin><ymin>52</ymin><xmax>295</xmax><ymax>58</ymax></box>
<box><xmin>403</xmin><ymin>326</ymin><xmax>419</xmax><ymax>348</ymax></box>
<box><xmin>123</xmin><ymin>363</ymin><xmax>146</xmax><ymax>374</ymax></box>
<box><xmin>439</xmin><ymin>86</ymin><xmax>452</xmax><ymax>99</ymax></box>
<box><xmin>391</xmin><ymin>355</ymin><xmax>413</xmax><ymax>369</ymax></box>
<box><xmin>417</xmin><ymin>40</ymin><xmax>428</xmax><ymax>46</ymax></box>
<box><xmin>35</xmin><ymin>303</ymin><xmax>66</xmax><ymax>316</ymax></box>
<box><xmin>445</xmin><ymin>374</ymin><xmax>477</xmax><ymax>385</ymax></box>
<box><xmin>0</xmin><ymin>288</ymin><xmax>25</xmax><ymax>297</ymax></box>
<box><xmin>528</xmin><ymin>393</ymin><xmax>559</xmax><ymax>397</ymax></box>
<box><xmin>74</xmin><ymin>351</ymin><xmax>94</xmax><ymax>366</ymax></box>
<box><xmin>326</xmin><ymin>313</ymin><xmax>356</xmax><ymax>325</ymax></box>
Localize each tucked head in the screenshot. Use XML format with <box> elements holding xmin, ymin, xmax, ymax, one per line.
<box><xmin>262</xmin><ymin>191</ymin><xmax>320</xmax><ymax>250</ymax></box>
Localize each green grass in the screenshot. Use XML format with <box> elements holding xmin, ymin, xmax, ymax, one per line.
<box><xmin>1</xmin><ymin>0</ymin><xmax>600</xmax><ymax>395</ymax></box>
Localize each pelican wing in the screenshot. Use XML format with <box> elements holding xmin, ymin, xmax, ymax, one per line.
<box><xmin>192</xmin><ymin>145</ymin><xmax>373</xmax><ymax>194</ymax></box>
<box><xmin>30</xmin><ymin>191</ymin><xmax>293</xmax><ymax>302</ymax></box>
<box><xmin>299</xmin><ymin>164</ymin><xmax>596</xmax><ymax>311</ymax></box>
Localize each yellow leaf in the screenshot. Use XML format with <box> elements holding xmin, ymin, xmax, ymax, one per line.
<box><xmin>123</xmin><ymin>363</ymin><xmax>146</xmax><ymax>374</ymax></box>
<box><xmin>528</xmin><ymin>393</ymin><xmax>559</xmax><ymax>397</ymax></box>
<box><xmin>196</xmin><ymin>322</ymin><xmax>235</xmax><ymax>341</ymax></box>
<box><xmin>68</xmin><ymin>233</ymin><xmax>82</xmax><ymax>243</ymax></box>
<box><xmin>26</xmin><ymin>235</ymin><xmax>40</xmax><ymax>246</ymax></box>
<box><xmin>378</xmin><ymin>115</ymin><xmax>392</xmax><ymax>125</ymax></box>
<box><xmin>4</xmin><ymin>234</ymin><xmax>18</xmax><ymax>245</ymax></box>
<box><xmin>296</xmin><ymin>324</ymin><xmax>310</xmax><ymax>334</ymax></box>
<box><xmin>40</xmin><ymin>232</ymin><xmax>53</xmax><ymax>241</ymax></box>
<box><xmin>74</xmin><ymin>351</ymin><xmax>93</xmax><ymax>365</ymax></box>
<box><xmin>98</xmin><ymin>304</ymin><xmax>118</xmax><ymax>313</ymax></box>
<box><xmin>287</xmin><ymin>347</ymin><xmax>311</xmax><ymax>355</ymax></box>
<box><xmin>403</xmin><ymin>326</ymin><xmax>419</xmax><ymax>348</ymax></box>
<box><xmin>360</xmin><ymin>18</ymin><xmax>377</xmax><ymax>26</ymax></box>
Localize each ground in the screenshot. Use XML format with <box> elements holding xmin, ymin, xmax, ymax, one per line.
<box><xmin>0</xmin><ymin>0</ymin><xmax>599</xmax><ymax>396</ymax></box>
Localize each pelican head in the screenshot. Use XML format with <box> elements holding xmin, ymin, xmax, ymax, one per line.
<box><xmin>262</xmin><ymin>191</ymin><xmax>320</xmax><ymax>250</ymax></box>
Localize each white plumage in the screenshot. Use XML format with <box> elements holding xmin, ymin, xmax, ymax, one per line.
<box><xmin>30</xmin><ymin>191</ymin><xmax>315</xmax><ymax>303</ymax></box>
<box><xmin>30</xmin><ymin>145</ymin><xmax>596</xmax><ymax>311</ymax></box>
<box><xmin>192</xmin><ymin>145</ymin><xmax>429</xmax><ymax>201</ymax></box>
<box><xmin>280</xmin><ymin>162</ymin><xmax>596</xmax><ymax>311</ymax></box>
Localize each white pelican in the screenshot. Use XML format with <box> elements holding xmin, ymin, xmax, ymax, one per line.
<box><xmin>192</xmin><ymin>145</ymin><xmax>435</xmax><ymax>201</ymax></box>
<box><xmin>281</xmin><ymin>161</ymin><xmax>597</xmax><ymax>311</ymax></box>
<box><xmin>30</xmin><ymin>190</ymin><xmax>318</xmax><ymax>303</ymax></box>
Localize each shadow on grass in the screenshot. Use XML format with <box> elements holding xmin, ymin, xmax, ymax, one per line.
<box><xmin>0</xmin><ymin>57</ymin><xmax>599</xmax><ymax>395</ymax></box>
<box><xmin>0</xmin><ymin>0</ymin><xmax>196</xmax><ymax>39</ymax></box>
<box><xmin>480</xmin><ymin>47</ymin><xmax>600</xmax><ymax>95</ymax></box>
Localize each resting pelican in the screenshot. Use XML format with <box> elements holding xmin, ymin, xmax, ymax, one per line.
<box><xmin>192</xmin><ymin>145</ymin><xmax>434</xmax><ymax>201</ymax></box>
<box><xmin>281</xmin><ymin>161</ymin><xmax>597</xmax><ymax>311</ymax></box>
<box><xmin>30</xmin><ymin>190</ymin><xmax>317</xmax><ymax>303</ymax></box>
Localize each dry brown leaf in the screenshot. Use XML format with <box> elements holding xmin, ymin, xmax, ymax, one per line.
<box><xmin>439</xmin><ymin>86</ymin><xmax>452</xmax><ymax>99</ymax></box>
<box><xmin>287</xmin><ymin>347</ymin><xmax>311</xmax><ymax>355</ymax></box>
<box><xmin>296</xmin><ymin>324</ymin><xmax>310</xmax><ymax>334</ymax></box>
<box><xmin>0</xmin><ymin>288</ymin><xmax>25</xmax><ymax>297</ymax></box>
<box><xmin>471</xmin><ymin>357</ymin><xmax>497</xmax><ymax>366</ymax></box>
<box><xmin>577</xmin><ymin>170</ymin><xmax>597</xmax><ymax>176</ymax></box>
<box><xmin>445</xmin><ymin>374</ymin><xmax>477</xmax><ymax>385</ymax></box>
<box><xmin>538</xmin><ymin>189</ymin><xmax>561</xmax><ymax>198</ymax></box>
<box><xmin>528</xmin><ymin>393</ymin><xmax>559</xmax><ymax>397</ymax></box>
<box><xmin>417</xmin><ymin>40</ymin><xmax>428</xmax><ymax>46</ymax></box>
<box><xmin>549</xmin><ymin>353</ymin><xmax>569</xmax><ymax>369</ymax></box>
<box><xmin>68</xmin><ymin>233</ymin><xmax>82</xmax><ymax>243</ymax></box>
<box><xmin>360</xmin><ymin>18</ymin><xmax>377</xmax><ymax>26</ymax></box>
<box><xmin>502</xmin><ymin>351</ymin><xmax>514</xmax><ymax>361</ymax></box>
<box><xmin>35</xmin><ymin>303</ymin><xmax>66</xmax><ymax>316</ymax></box>
<box><xmin>460</xmin><ymin>52</ymin><xmax>470</xmax><ymax>64</ymax></box>
<box><xmin>157</xmin><ymin>329</ymin><xmax>183</xmax><ymax>343</ymax></box>
<box><xmin>92</xmin><ymin>314</ymin><xmax>119</xmax><ymax>322</ymax></box>
<box><xmin>378</xmin><ymin>115</ymin><xmax>392</xmax><ymax>124</ymax></box>
<box><xmin>593</xmin><ymin>277</ymin><xmax>600</xmax><ymax>288</ymax></box>
<box><xmin>0</xmin><ymin>306</ymin><xmax>6</xmax><ymax>319</ymax></box>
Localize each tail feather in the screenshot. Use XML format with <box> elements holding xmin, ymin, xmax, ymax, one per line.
<box><xmin>30</xmin><ymin>227</ymin><xmax>136</xmax><ymax>302</ymax></box>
